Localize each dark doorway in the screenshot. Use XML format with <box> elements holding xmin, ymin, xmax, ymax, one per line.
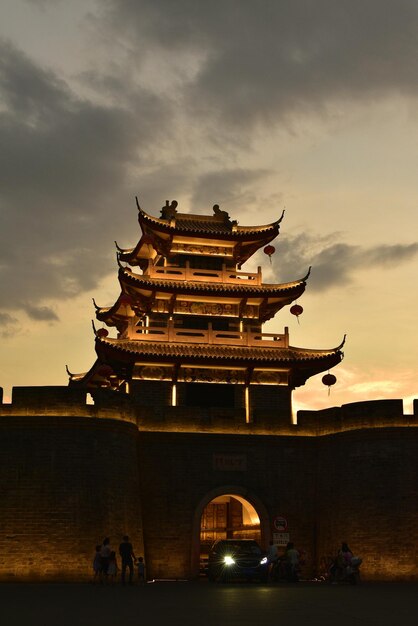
<box><xmin>185</xmin><ymin>383</ymin><xmax>235</xmax><ymax>408</ymax></box>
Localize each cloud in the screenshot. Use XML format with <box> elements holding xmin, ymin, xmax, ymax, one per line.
<box><xmin>0</xmin><ymin>39</ymin><xmax>172</xmax><ymax>317</ymax></box>
<box><xmin>98</xmin><ymin>0</ymin><xmax>418</xmax><ymax>131</ymax></box>
<box><xmin>25</xmin><ymin>305</ymin><xmax>59</xmax><ymax>321</ymax></box>
<box><xmin>2</xmin><ymin>4</ymin><xmax>418</xmax><ymax>324</ymax></box>
<box><xmin>0</xmin><ymin>312</ymin><xmax>20</xmax><ymax>339</ymax></box>
<box><xmin>190</xmin><ymin>168</ymin><xmax>270</xmax><ymax>211</ymax></box>
<box><xmin>0</xmin><ymin>312</ymin><xmax>18</xmax><ymax>326</ymax></box>
<box><xmin>270</xmin><ymin>232</ymin><xmax>418</xmax><ymax>289</ymax></box>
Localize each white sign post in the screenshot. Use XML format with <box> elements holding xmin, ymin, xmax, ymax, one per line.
<box><xmin>273</xmin><ymin>532</ymin><xmax>290</xmax><ymax>546</ymax></box>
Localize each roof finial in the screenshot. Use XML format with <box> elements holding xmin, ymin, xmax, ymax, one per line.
<box><xmin>213</xmin><ymin>203</ymin><xmax>230</xmax><ymax>222</ymax></box>
<box><xmin>161</xmin><ymin>200</ymin><xmax>178</xmax><ymax>220</ymax></box>
<box><xmin>65</xmin><ymin>364</ymin><xmax>74</xmax><ymax>376</ymax></box>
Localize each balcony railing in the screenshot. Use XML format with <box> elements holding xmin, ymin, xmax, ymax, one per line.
<box><xmin>125</xmin><ymin>322</ymin><xmax>289</xmax><ymax>348</ymax></box>
<box><xmin>145</xmin><ymin>262</ymin><xmax>262</xmax><ymax>285</ymax></box>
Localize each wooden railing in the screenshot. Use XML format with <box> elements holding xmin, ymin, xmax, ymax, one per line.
<box><xmin>126</xmin><ymin>322</ymin><xmax>289</xmax><ymax>347</ymax></box>
<box><xmin>145</xmin><ymin>262</ymin><xmax>262</xmax><ymax>285</ymax></box>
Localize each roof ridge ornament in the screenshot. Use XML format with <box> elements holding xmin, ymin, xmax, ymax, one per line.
<box><xmin>92</xmin><ymin>298</ymin><xmax>100</xmax><ymax>311</ymax></box>
<box><xmin>65</xmin><ymin>364</ymin><xmax>74</xmax><ymax>376</ymax></box>
<box><xmin>278</xmin><ymin>209</ymin><xmax>285</xmax><ymax>224</ymax></box>
<box><xmin>212</xmin><ymin>203</ymin><xmax>233</xmax><ymax>224</ymax></box>
<box><xmin>161</xmin><ymin>199</ymin><xmax>178</xmax><ymax>220</ymax></box>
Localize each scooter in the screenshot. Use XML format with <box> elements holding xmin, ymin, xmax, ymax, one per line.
<box><xmin>330</xmin><ymin>557</ymin><xmax>362</xmax><ymax>585</ymax></box>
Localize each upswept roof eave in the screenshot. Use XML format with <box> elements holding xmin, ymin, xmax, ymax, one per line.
<box><xmin>67</xmin><ymin>358</ymin><xmax>100</xmax><ymax>386</ymax></box>
<box><xmin>96</xmin><ymin>336</ymin><xmax>343</xmax><ymax>364</ymax></box>
<box><xmin>137</xmin><ymin>206</ymin><xmax>282</xmax><ymax>238</ymax></box>
<box><xmin>120</xmin><ymin>266</ymin><xmax>308</xmax><ymax>295</ymax></box>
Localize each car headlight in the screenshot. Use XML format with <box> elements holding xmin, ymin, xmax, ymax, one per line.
<box><xmin>224</xmin><ymin>556</ymin><xmax>235</xmax><ymax>566</ymax></box>
<box><xmin>260</xmin><ymin>557</ymin><xmax>268</xmax><ymax>565</ymax></box>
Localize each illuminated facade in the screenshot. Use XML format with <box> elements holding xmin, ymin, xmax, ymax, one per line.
<box><xmin>68</xmin><ymin>199</ymin><xmax>344</xmax><ymax>425</ymax></box>
<box><xmin>0</xmin><ymin>200</ymin><xmax>417</xmax><ymax>583</ymax></box>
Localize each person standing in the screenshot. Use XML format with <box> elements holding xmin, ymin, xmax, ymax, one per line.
<box><xmin>100</xmin><ymin>537</ymin><xmax>112</xmax><ymax>583</ymax></box>
<box><xmin>285</xmin><ymin>542</ymin><xmax>300</xmax><ymax>582</ymax></box>
<box><xmin>107</xmin><ymin>551</ymin><xmax>119</xmax><ymax>585</ymax></box>
<box><xmin>267</xmin><ymin>541</ymin><xmax>279</xmax><ymax>580</ymax></box>
<box><xmin>92</xmin><ymin>545</ymin><xmax>102</xmax><ymax>584</ymax></box>
<box><xmin>119</xmin><ymin>535</ymin><xmax>136</xmax><ymax>586</ymax></box>
<box><xmin>137</xmin><ymin>556</ymin><xmax>146</xmax><ymax>584</ymax></box>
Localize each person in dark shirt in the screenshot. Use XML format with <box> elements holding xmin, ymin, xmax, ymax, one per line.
<box><xmin>119</xmin><ymin>535</ymin><xmax>136</xmax><ymax>585</ymax></box>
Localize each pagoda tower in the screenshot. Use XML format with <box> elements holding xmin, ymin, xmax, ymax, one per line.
<box><xmin>68</xmin><ymin>199</ymin><xmax>344</xmax><ymax>425</ymax></box>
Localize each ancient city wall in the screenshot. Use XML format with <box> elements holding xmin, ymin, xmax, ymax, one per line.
<box><xmin>136</xmin><ymin>430</ymin><xmax>318</xmax><ymax>579</ymax></box>
<box><xmin>0</xmin><ymin>386</ymin><xmax>417</xmax><ymax>581</ymax></box>
<box><xmin>314</xmin><ymin>427</ymin><xmax>418</xmax><ymax>581</ymax></box>
<box><xmin>0</xmin><ymin>395</ymin><xmax>143</xmax><ymax>581</ymax></box>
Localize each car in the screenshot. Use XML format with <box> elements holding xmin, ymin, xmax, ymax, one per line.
<box><xmin>207</xmin><ymin>539</ymin><xmax>269</xmax><ymax>583</ymax></box>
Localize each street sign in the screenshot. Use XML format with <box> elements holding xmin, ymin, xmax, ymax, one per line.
<box><xmin>272</xmin><ymin>515</ymin><xmax>288</xmax><ymax>532</ymax></box>
<box><xmin>273</xmin><ymin>532</ymin><xmax>290</xmax><ymax>546</ymax></box>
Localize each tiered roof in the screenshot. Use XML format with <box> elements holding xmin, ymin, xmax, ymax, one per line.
<box><xmin>117</xmin><ymin>199</ymin><xmax>284</xmax><ymax>268</ymax></box>
<box><xmin>68</xmin><ymin>198</ymin><xmax>344</xmax><ymax>391</ymax></box>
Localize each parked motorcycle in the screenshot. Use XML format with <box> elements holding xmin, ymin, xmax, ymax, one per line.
<box><xmin>330</xmin><ymin>556</ymin><xmax>362</xmax><ymax>585</ymax></box>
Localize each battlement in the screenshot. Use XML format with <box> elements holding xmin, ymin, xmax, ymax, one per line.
<box><xmin>297</xmin><ymin>399</ymin><xmax>418</xmax><ymax>435</ymax></box>
<box><xmin>1</xmin><ymin>386</ymin><xmax>417</xmax><ymax>436</ymax></box>
<box><xmin>0</xmin><ymin>386</ymin><xmax>137</xmax><ymax>425</ymax></box>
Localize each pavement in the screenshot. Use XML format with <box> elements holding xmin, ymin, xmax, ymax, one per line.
<box><xmin>0</xmin><ymin>580</ymin><xmax>417</xmax><ymax>626</ymax></box>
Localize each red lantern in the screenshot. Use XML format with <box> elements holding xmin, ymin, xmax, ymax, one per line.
<box><xmin>96</xmin><ymin>328</ymin><xmax>109</xmax><ymax>338</ymax></box>
<box><xmin>322</xmin><ymin>373</ymin><xmax>337</xmax><ymax>395</ymax></box>
<box><xmin>290</xmin><ymin>303</ymin><xmax>303</xmax><ymax>324</ymax></box>
<box><xmin>263</xmin><ymin>245</ymin><xmax>275</xmax><ymax>264</ymax></box>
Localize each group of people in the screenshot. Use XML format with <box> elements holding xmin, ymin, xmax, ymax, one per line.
<box><xmin>267</xmin><ymin>540</ymin><xmax>360</xmax><ymax>584</ymax></box>
<box><xmin>267</xmin><ymin>541</ymin><xmax>301</xmax><ymax>582</ymax></box>
<box><xmin>329</xmin><ymin>542</ymin><xmax>361</xmax><ymax>583</ymax></box>
<box><xmin>92</xmin><ymin>536</ymin><xmax>145</xmax><ymax>585</ymax></box>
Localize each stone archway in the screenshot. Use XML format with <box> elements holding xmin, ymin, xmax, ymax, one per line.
<box><xmin>190</xmin><ymin>485</ymin><xmax>271</xmax><ymax>578</ymax></box>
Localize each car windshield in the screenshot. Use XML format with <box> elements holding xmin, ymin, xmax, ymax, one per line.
<box><xmin>217</xmin><ymin>541</ymin><xmax>262</xmax><ymax>555</ymax></box>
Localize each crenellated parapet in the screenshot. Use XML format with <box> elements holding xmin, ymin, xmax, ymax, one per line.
<box><xmin>297</xmin><ymin>399</ymin><xmax>418</xmax><ymax>435</ymax></box>
<box><xmin>1</xmin><ymin>387</ymin><xmax>417</xmax><ymax>436</ymax></box>
<box><xmin>0</xmin><ymin>386</ymin><xmax>137</xmax><ymax>426</ymax></box>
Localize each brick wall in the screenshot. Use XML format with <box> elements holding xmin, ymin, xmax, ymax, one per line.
<box><xmin>314</xmin><ymin>428</ymin><xmax>418</xmax><ymax>581</ymax></box>
<box><xmin>137</xmin><ymin>431</ymin><xmax>317</xmax><ymax>579</ymax></box>
<box><xmin>250</xmin><ymin>385</ymin><xmax>292</xmax><ymax>426</ymax></box>
<box><xmin>0</xmin><ymin>416</ymin><xmax>143</xmax><ymax>581</ymax></box>
<box><xmin>0</xmin><ymin>388</ymin><xmax>417</xmax><ymax>581</ymax></box>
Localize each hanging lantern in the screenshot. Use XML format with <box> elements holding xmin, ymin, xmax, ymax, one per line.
<box><xmin>322</xmin><ymin>372</ymin><xmax>337</xmax><ymax>395</ymax></box>
<box><xmin>96</xmin><ymin>328</ymin><xmax>109</xmax><ymax>338</ymax></box>
<box><xmin>263</xmin><ymin>245</ymin><xmax>275</xmax><ymax>264</ymax></box>
<box><xmin>290</xmin><ymin>303</ymin><xmax>303</xmax><ymax>324</ymax></box>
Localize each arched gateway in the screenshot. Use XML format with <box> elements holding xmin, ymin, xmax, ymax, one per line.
<box><xmin>191</xmin><ymin>486</ymin><xmax>271</xmax><ymax>578</ymax></box>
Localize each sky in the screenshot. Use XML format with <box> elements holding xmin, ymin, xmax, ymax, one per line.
<box><xmin>0</xmin><ymin>0</ymin><xmax>417</xmax><ymax>414</ymax></box>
